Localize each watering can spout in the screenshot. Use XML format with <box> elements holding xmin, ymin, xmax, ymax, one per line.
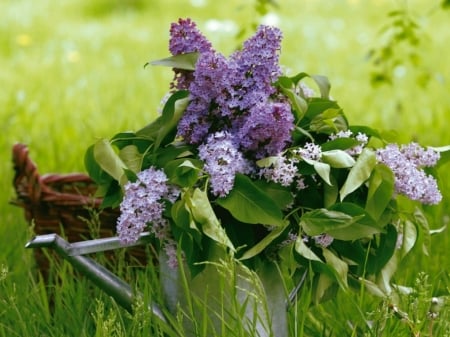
<box><xmin>25</xmin><ymin>233</ymin><xmax>167</xmax><ymax>326</ymax></box>
<box><xmin>26</xmin><ymin>234</ymin><xmax>70</xmax><ymax>256</ymax></box>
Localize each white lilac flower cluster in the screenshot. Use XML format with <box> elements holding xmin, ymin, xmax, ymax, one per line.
<box><xmin>329</xmin><ymin>131</ymin><xmax>441</xmax><ymax>204</ymax></box>
<box><xmin>258</xmin><ymin>141</ymin><xmax>326</xmax><ymax>191</ymax></box>
<box><xmin>294</xmin><ymin>142</ymin><xmax>323</xmax><ymax>161</ymax></box>
<box><xmin>329</xmin><ymin>130</ymin><xmax>369</xmax><ymax>156</ymax></box>
<box><xmin>259</xmin><ymin>155</ymin><xmax>299</xmax><ymax>187</ymax></box>
<box><xmin>376</xmin><ymin>143</ymin><xmax>442</xmax><ymax>205</ymax></box>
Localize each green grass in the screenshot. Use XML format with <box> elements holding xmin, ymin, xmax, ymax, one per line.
<box><xmin>1</xmin><ymin>0</ymin><xmax>449</xmax><ymax>336</ymax></box>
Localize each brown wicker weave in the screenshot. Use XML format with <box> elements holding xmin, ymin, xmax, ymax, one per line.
<box><xmin>11</xmin><ymin>143</ymin><xmax>148</xmax><ymax>272</ymax></box>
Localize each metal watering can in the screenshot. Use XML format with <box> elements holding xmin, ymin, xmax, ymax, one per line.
<box><xmin>27</xmin><ymin>233</ymin><xmax>295</xmax><ymax>337</ymax></box>
<box><xmin>26</xmin><ymin>232</ymin><xmax>177</xmax><ymax>334</ymax></box>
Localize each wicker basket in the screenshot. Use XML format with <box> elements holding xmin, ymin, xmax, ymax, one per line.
<box><xmin>11</xmin><ymin>143</ymin><xmax>148</xmax><ymax>273</ymax></box>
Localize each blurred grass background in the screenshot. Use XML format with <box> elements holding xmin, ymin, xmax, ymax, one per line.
<box><xmin>1</xmin><ymin>0</ymin><xmax>449</xmax><ymax>335</ymax></box>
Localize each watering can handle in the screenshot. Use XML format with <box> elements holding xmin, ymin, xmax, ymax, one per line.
<box><xmin>68</xmin><ymin>232</ymin><xmax>152</xmax><ymax>256</ymax></box>
<box><xmin>25</xmin><ymin>233</ymin><xmax>178</xmax><ymax>336</ymax></box>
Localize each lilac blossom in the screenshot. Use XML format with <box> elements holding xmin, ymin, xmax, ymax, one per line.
<box><xmin>169</xmin><ymin>18</ymin><xmax>213</xmax><ymax>90</ymax></box>
<box><xmin>277</xmin><ymin>231</ymin><xmax>298</xmax><ymax>249</ymax></box>
<box><xmin>296</xmin><ymin>177</ymin><xmax>308</xmax><ymax>191</ymax></box>
<box><xmin>236</xmin><ymin>101</ymin><xmax>294</xmax><ymax>158</ymax></box>
<box><xmin>329</xmin><ymin>130</ymin><xmax>368</xmax><ymax>156</ymax></box>
<box><xmin>176</xmin><ymin>24</ymin><xmax>292</xmax><ymax>157</ymax></box>
<box><xmin>329</xmin><ymin>130</ymin><xmax>352</xmax><ymax>140</ymax></box>
<box><xmin>177</xmin><ymin>52</ymin><xmax>231</xmax><ymax>143</ymax></box>
<box><xmin>230</xmin><ymin>25</ymin><xmax>282</xmax><ymax>98</ymax></box>
<box><xmin>198</xmin><ymin>131</ymin><xmax>253</xmax><ymax>197</ymax></box>
<box><xmin>259</xmin><ymin>154</ymin><xmax>299</xmax><ymax>187</ymax></box>
<box><xmin>163</xmin><ymin>239</ymin><xmax>182</xmax><ymax>269</ymax></box>
<box><xmin>376</xmin><ymin>143</ymin><xmax>442</xmax><ymax>205</ymax></box>
<box><xmin>313</xmin><ymin>233</ymin><xmax>334</xmax><ymax>248</ymax></box>
<box><xmin>295</xmin><ymin>142</ymin><xmax>322</xmax><ymax>161</ymax></box>
<box><xmin>169</xmin><ymin>18</ymin><xmax>213</xmax><ymax>55</ymax></box>
<box><xmin>117</xmin><ymin>167</ymin><xmax>180</xmax><ymax>244</ymax></box>
<box><xmin>400</xmin><ymin>142</ymin><xmax>440</xmax><ymax>167</ymax></box>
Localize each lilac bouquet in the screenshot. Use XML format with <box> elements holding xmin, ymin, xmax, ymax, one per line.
<box><xmin>85</xmin><ymin>18</ymin><xmax>447</xmax><ymax>301</ymax></box>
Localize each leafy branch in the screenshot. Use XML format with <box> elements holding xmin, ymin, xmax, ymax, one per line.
<box><xmin>367</xmin><ymin>2</ymin><xmax>431</xmax><ymax>88</ymax></box>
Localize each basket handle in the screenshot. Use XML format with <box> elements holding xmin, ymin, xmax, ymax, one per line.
<box><xmin>12</xmin><ymin>143</ymin><xmax>43</xmax><ymax>203</ymax></box>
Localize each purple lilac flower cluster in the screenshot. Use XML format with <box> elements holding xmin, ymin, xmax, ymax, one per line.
<box><xmin>376</xmin><ymin>143</ymin><xmax>442</xmax><ymax>205</ymax></box>
<box><xmin>168</xmin><ymin>18</ymin><xmax>213</xmax><ymax>90</ymax></box>
<box><xmin>198</xmin><ymin>131</ymin><xmax>253</xmax><ymax>197</ymax></box>
<box><xmin>117</xmin><ymin>167</ymin><xmax>180</xmax><ymax>244</ymax></box>
<box><xmin>167</xmin><ymin>19</ymin><xmax>296</xmax><ymax>195</ymax></box>
<box><xmin>169</xmin><ymin>18</ymin><xmax>212</xmax><ymax>56</ymax></box>
<box><xmin>236</xmin><ymin>101</ymin><xmax>294</xmax><ymax>158</ymax></box>
<box><xmin>170</xmin><ymin>20</ymin><xmax>293</xmax><ymax>154</ymax></box>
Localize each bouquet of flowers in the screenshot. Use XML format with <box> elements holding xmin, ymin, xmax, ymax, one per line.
<box><xmin>85</xmin><ymin>18</ymin><xmax>447</xmax><ymax>302</ymax></box>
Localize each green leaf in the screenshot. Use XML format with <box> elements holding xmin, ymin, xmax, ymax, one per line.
<box><xmin>375</xmin><ymin>225</ymin><xmax>400</xmax><ymax>294</ymax></box>
<box><xmin>302</xmin><ymin>158</ymin><xmax>332</xmax><ymax>185</ymax></box>
<box><xmin>239</xmin><ymin>226</ymin><xmax>286</xmax><ymax>261</ymax></box>
<box><xmin>171</xmin><ymin>199</ymin><xmax>202</xmax><ymax>244</ymax></box>
<box><xmin>321</xmin><ymin>137</ymin><xmax>360</xmax><ymax>152</ymax></box>
<box><xmin>322</xmin><ymin>248</ymin><xmax>348</xmax><ymax>290</ymax></box>
<box><xmin>365</xmin><ymin>164</ymin><xmax>394</xmax><ymax>221</ymax></box>
<box><xmin>310</xmin><ymin>108</ymin><xmax>348</xmax><ymax>134</ymax></box>
<box><xmin>119</xmin><ymin>145</ymin><xmax>143</xmax><ymax>173</ymax></box>
<box><xmin>357</xmin><ymin>278</ymin><xmax>387</xmax><ymax>297</ymax></box>
<box><xmin>279</xmin><ymin>72</ymin><xmax>330</xmax><ymax>99</ymax></box>
<box><xmin>310</xmin><ymin>74</ymin><xmax>331</xmax><ymax>99</ymax></box>
<box><xmin>110</xmin><ymin>131</ymin><xmax>146</xmax><ymax>151</ymax></box>
<box><xmin>430</xmin><ymin>224</ymin><xmax>447</xmax><ymax>235</ymax></box>
<box><xmin>314</xmin><ymin>273</ymin><xmax>336</xmax><ymax>303</ymax></box>
<box><xmin>84</xmin><ymin>144</ymin><xmax>112</xmax><ymax>185</ymax></box>
<box><xmin>279</xmin><ymin>87</ymin><xmax>308</xmax><ymax>121</ymax></box>
<box><xmin>255</xmin><ymin>156</ymin><xmax>279</xmax><ymax>168</ymax></box>
<box><xmin>340</xmin><ymin>148</ymin><xmax>376</xmax><ymax>201</ymax></box>
<box><xmin>399</xmin><ymin>220</ymin><xmax>417</xmax><ymax>258</ymax></box>
<box><xmin>349</xmin><ymin>125</ymin><xmax>382</xmax><ymax>139</ymax></box>
<box><xmin>294</xmin><ymin>237</ymin><xmax>322</xmax><ymax>262</ymax></box>
<box><xmin>252</xmin><ymin>179</ymin><xmax>294</xmax><ymax>210</ymax></box>
<box><xmin>413</xmin><ymin>207</ymin><xmax>431</xmax><ymax>256</ymax></box>
<box><xmin>216</xmin><ymin>174</ymin><xmax>287</xmax><ymax>227</ymax></box>
<box><xmin>300</xmin><ymin>208</ymin><xmax>358</xmax><ymax>236</ymax></box>
<box><xmin>147</xmin><ymin>52</ymin><xmax>199</xmax><ymax>70</ymax></box>
<box><xmin>93</xmin><ymin>139</ymin><xmax>128</xmax><ymax>186</ymax></box>
<box><xmin>429</xmin><ymin>144</ymin><xmax>450</xmax><ymax>152</ymax></box>
<box><xmin>185</xmin><ymin>188</ymin><xmax>235</xmax><ymax>251</ymax></box>
<box><xmin>289</xmin><ymin>72</ymin><xmax>309</xmax><ymax>85</ymax></box>
<box><xmin>328</xmin><ymin>203</ymin><xmax>383</xmax><ymax>240</ymax></box>
<box><xmin>369</xmin><ymin>224</ymin><xmax>398</xmax><ymax>274</ymax></box>
<box><xmin>100</xmin><ymin>182</ymin><xmax>123</xmax><ymax>209</ymax></box>
<box><xmin>164</xmin><ymin>159</ymin><xmax>202</xmax><ymax>187</ymax></box>
<box><xmin>321</xmin><ymin>150</ymin><xmax>355</xmax><ymax>168</ymax></box>
<box><xmin>430</xmin><ymin>145</ymin><xmax>450</xmax><ymax>167</ymax></box>
<box><xmin>275</xmin><ymin>75</ymin><xmax>308</xmax><ymax>118</ymax></box>
<box><xmin>154</xmin><ymin>143</ymin><xmax>194</xmax><ymax>168</ymax></box>
<box><xmin>136</xmin><ymin>91</ymin><xmax>189</xmax><ymax>149</ymax></box>
<box><xmin>323</xmin><ymin>174</ymin><xmax>338</xmax><ymax>208</ymax></box>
